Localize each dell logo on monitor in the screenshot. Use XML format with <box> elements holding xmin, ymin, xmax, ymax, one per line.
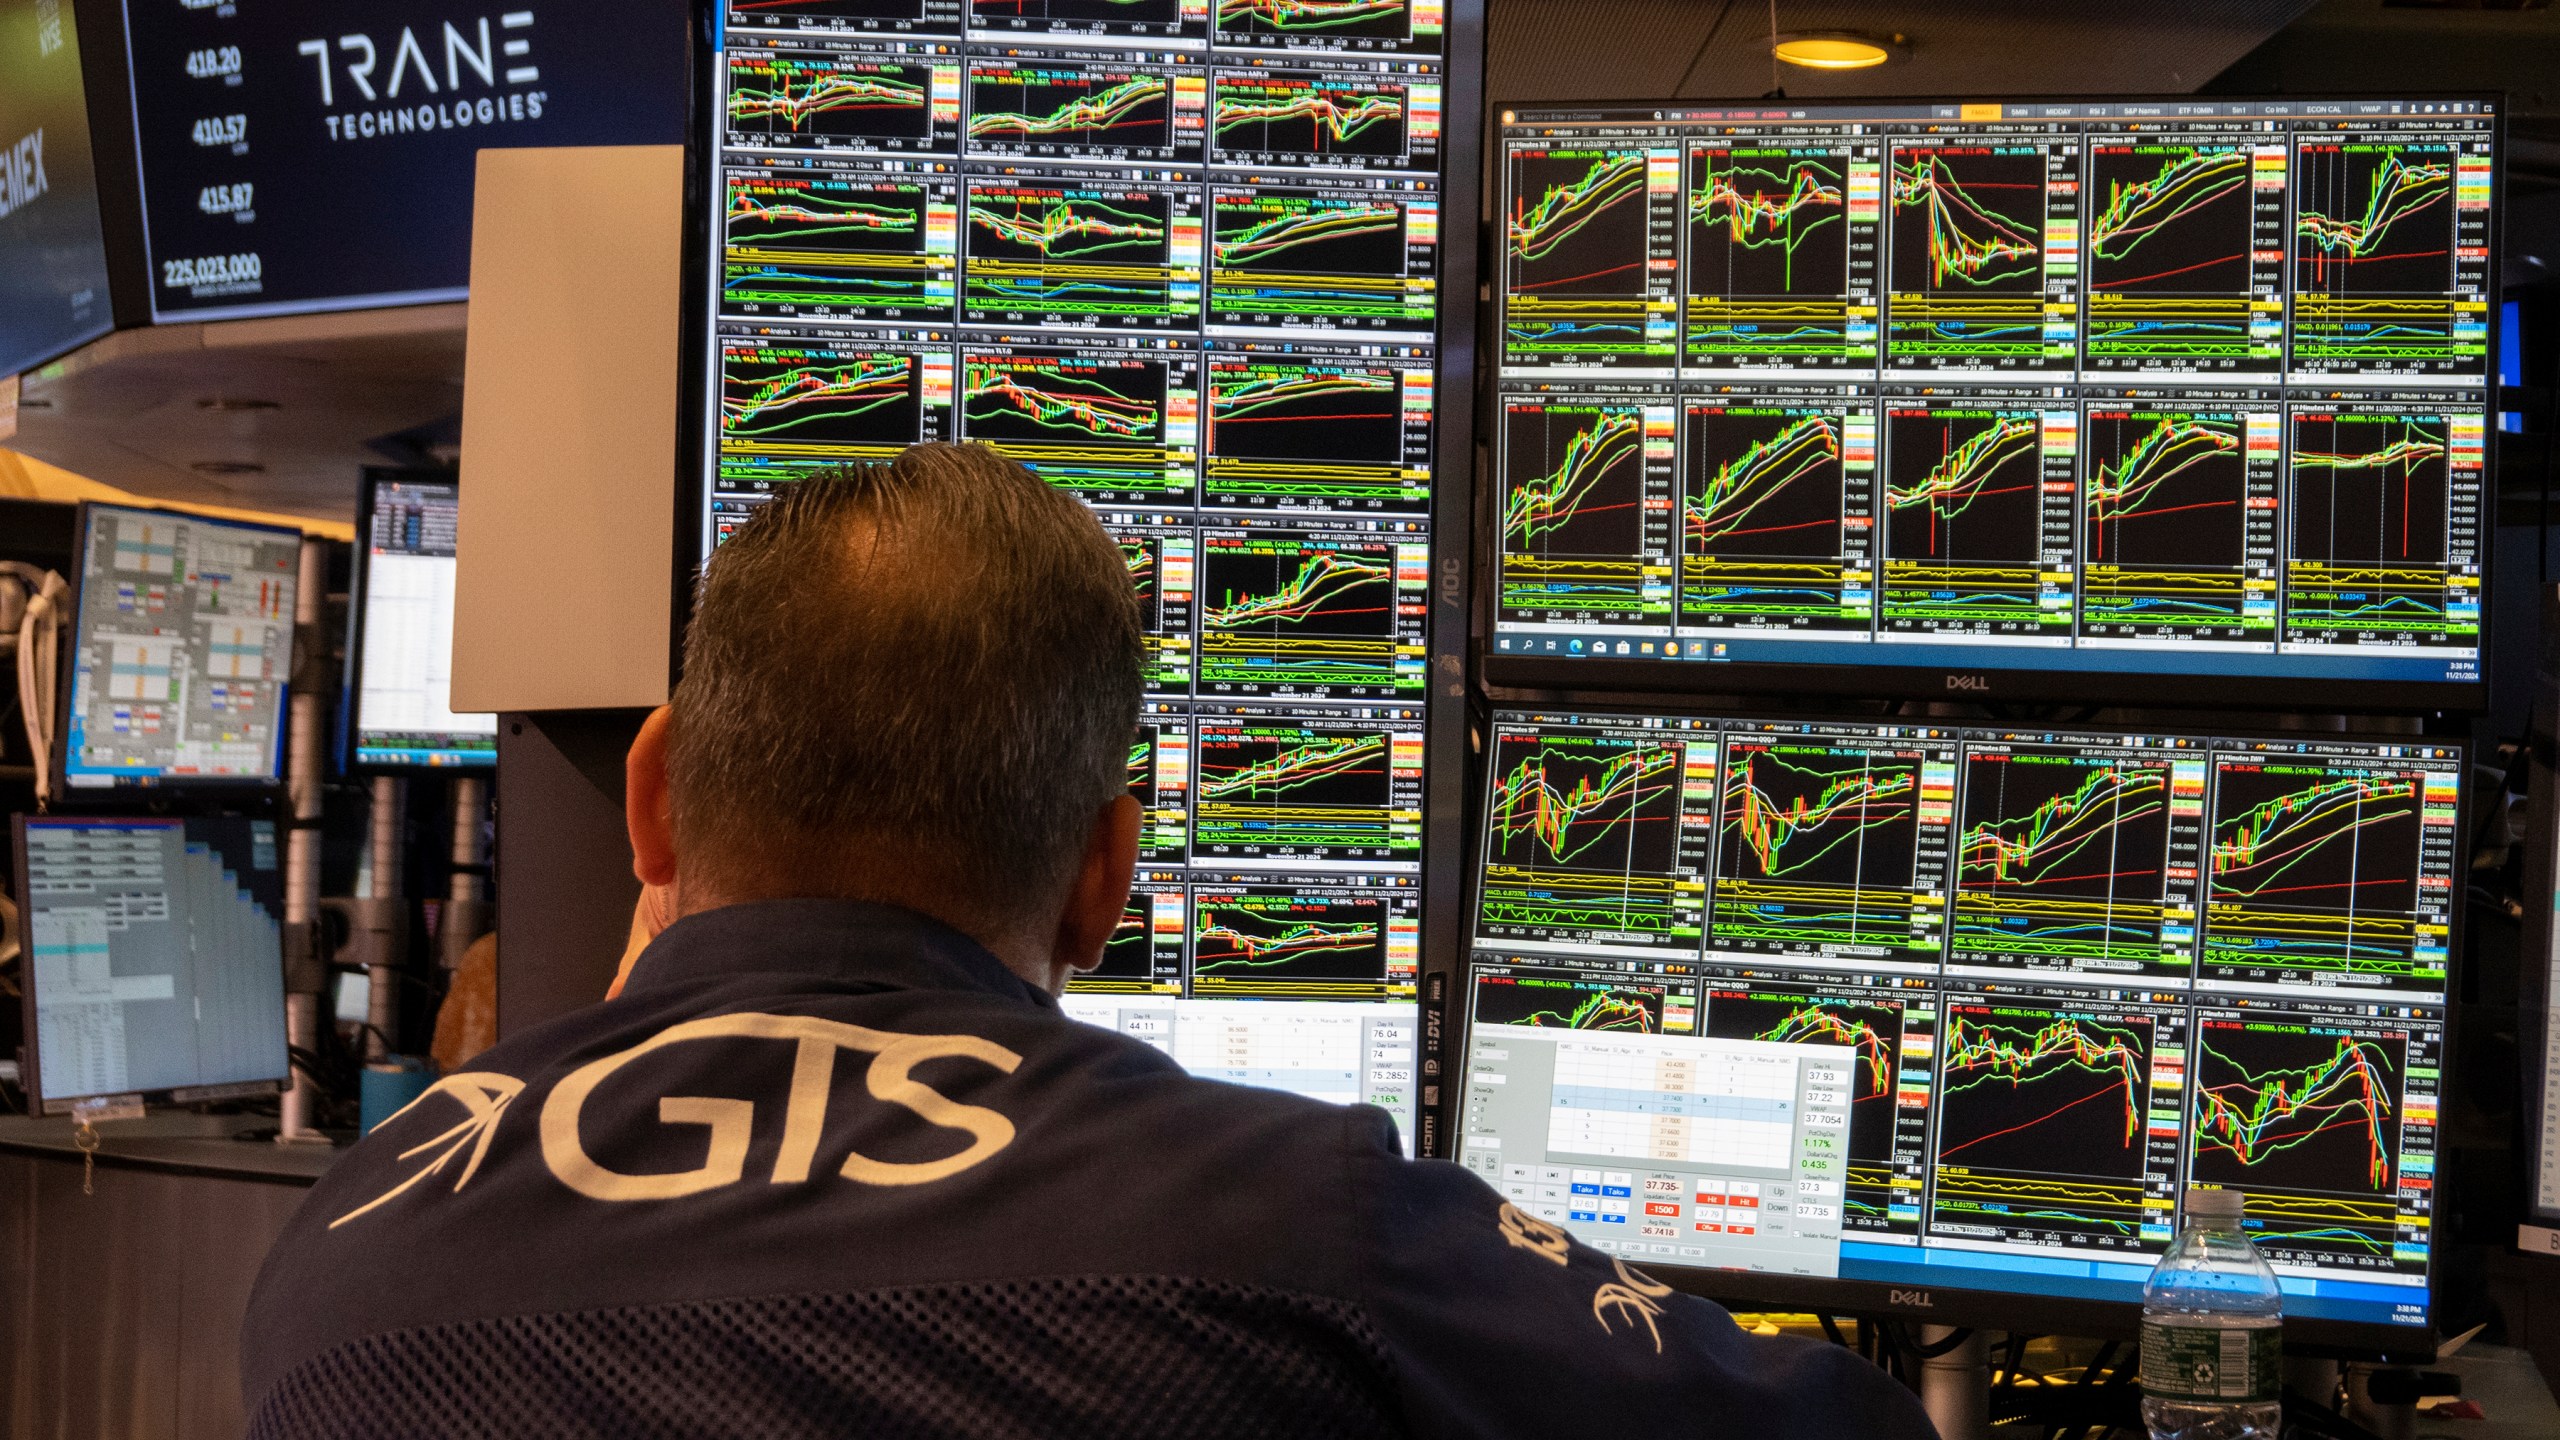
<box><xmin>1945</xmin><ymin>675</ymin><xmax>1990</xmax><ymax>693</ymax></box>
<box><xmin>1889</xmin><ymin>1289</ymin><xmax>1935</xmax><ymax>1309</ymax></box>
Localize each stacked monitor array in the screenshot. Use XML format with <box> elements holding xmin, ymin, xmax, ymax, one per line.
<box><xmin>1487</xmin><ymin>98</ymin><xmax>2496</xmax><ymax>710</ymax></box>
<box><xmin>346</xmin><ymin>474</ymin><xmax>497</xmax><ymax>770</ymax></box>
<box><xmin>1458</xmin><ymin>96</ymin><xmax>2496</xmax><ymax>1354</ymax></box>
<box><xmin>688</xmin><ymin>0</ymin><xmax>1479</xmax><ymax>1140</ymax></box>
<box><xmin>1457</xmin><ymin>712</ymin><xmax>2461</xmax><ymax>1345</ymax></box>
<box><xmin>17</xmin><ymin>504</ymin><xmax>303</xmax><ymax>1113</ymax></box>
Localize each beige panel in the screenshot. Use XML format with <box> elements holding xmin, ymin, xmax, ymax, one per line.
<box><xmin>453</xmin><ymin>145</ymin><xmax>683</xmax><ymax>712</ymax></box>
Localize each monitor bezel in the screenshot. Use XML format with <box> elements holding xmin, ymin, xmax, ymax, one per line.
<box><xmin>1476</xmin><ymin>91</ymin><xmax>2505</xmax><ymax>717</ymax></box>
<box><xmin>10</xmin><ymin>813</ymin><xmax>292</xmax><ymax>1115</ymax></box>
<box><xmin>51</xmin><ymin>500</ymin><xmax>303</xmax><ymax>795</ymax></box>
<box><xmin>1454</xmin><ymin>700</ymin><xmax>2465</xmax><ymax>1361</ymax></box>
<box><xmin>2518</xmin><ymin>588</ymin><xmax>2560</xmax><ymax>1231</ymax></box>
<box><xmin>341</xmin><ymin>471</ymin><xmax>497</xmax><ymax>775</ymax></box>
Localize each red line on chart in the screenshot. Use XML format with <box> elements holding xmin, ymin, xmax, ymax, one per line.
<box><xmin>2090</xmin><ymin>252</ymin><xmax>2249</xmax><ymax>288</ymax></box>
<box><xmin>1515</xmin><ymin>261</ymin><xmax>1643</xmax><ymax>290</ymax></box>
<box><xmin>2117</xmin><ymin>499</ymin><xmax>2239</xmax><ymax>522</ymax></box>
<box><xmin>2306</xmin><ymin>249</ymin><xmax>2449</xmax><ymax>266</ymax></box>
<box><xmin>1708</xmin><ymin>517</ymin><xmax>1838</xmax><ymax>539</ymax></box>
<box><xmin>1939</xmin><ymin>1081</ymin><xmax>2131</xmax><ymax>1161</ymax></box>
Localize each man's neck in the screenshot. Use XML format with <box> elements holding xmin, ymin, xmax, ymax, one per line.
<box><xmin>675</xmin><ymin>882</ymin><xmax>1066</xmax><ymax>995</ymax></box>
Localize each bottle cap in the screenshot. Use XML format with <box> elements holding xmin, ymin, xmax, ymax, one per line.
<box><xmin>2187</xmin><ymin>1187</ymin><xmax>2245</xmax><ymax>1217</ymax></box>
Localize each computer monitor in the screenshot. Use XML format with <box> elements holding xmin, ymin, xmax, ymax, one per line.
<box><xmin>56</xmin><ymin>503</ymin><xmax>302</xmax><ymax>789</ymax></box>
<box><xmin>1458</xmin><ymin>705</ymin><xmax>2461</xmax><ymax>1354</ymax></box>
<box><xmin>346</xmin><ymin>474</ymin><xmax>496</xmax><ymax>770</ymax></box>
<box><xmin>12</xmin><ymin>815</ymin><xmax>291</xmax><ymax>1113</ymax></box>
<box><xmin>680</xmin><ymin>0</ymin><xmax>1490</xmax><ymax>1147</ymax></box>
<box><xmin>1484</xmin><ymin>95</ymin><xmax>2499</xmax><ymax>712</ymax></box>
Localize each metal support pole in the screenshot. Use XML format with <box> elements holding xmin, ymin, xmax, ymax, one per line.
<box><xmin>442</xmin><ymin>775</ymin><xmax>492</xmax><ymax>968</ymax></box>
<box><xmin>2286</xmin><ymin>1356</ymin><xmax>2341</xmax><ymax>1415</ymax></box>
<box><xmin>363</xmin><ymin>776</ymin><xmax>407</xmax><ymax>1058</ymax></box>
<box><xmin>278</xmin><ymin>537</ymin><xmax>330</xmax><ymax>1144</ymax></box>
<box><xmin>2344</xmin><ymin>1368</ymin><xmax>2419</xmax><ymax>1440</ymax></box>
<box><xmin>1917</xmin><ymin>1326</ymin><xmax>1990</xmax><ymax>1440</ymax></box>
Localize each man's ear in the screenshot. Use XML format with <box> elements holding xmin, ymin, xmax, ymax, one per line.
<box><xmin>1051</xmin><ymin>792</ymin><xmax>1143</xmax><ymax>989</ymax></box>
<box><xmin>626</xmin><ymin>706</ymin><xmax>678</xmax><ymax>889</ymax></box>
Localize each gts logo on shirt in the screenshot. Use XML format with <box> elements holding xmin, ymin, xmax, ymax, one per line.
<box><xmin>332</xmin><ymin>1013</ymin><xmax>1023</xmax><ymax>1225</ymax></box>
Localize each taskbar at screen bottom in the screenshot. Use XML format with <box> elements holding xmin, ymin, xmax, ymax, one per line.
<box><xmin>1827</xmin><ymin>1241</ymin><xmax>2427</xmax><ymax>1331</ymax></box>
<box><xmin>1495</xmin><ymin>1202</ymin><xmax>2427</xmax><ymax>1333</ymax></box>
<box><xmin>1058</xmin><ymin>994</ymin><xmax>1418</xmax><ymax>1154</ymax></box>
<box><xmin>1490</xmin><ymin>630</ymin><xmax>2481</xmax><ymax>689</ymax></box>
<box><xmin>354</xmin><ymin>744</ymin><xmax>498</xmax><ymax>768</ymax></box>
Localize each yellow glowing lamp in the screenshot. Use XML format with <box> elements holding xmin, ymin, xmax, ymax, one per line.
<box><xmin>1772</xmin><ymin>34</ymin><xmax>1892</xmax><ymax>69</ymax></box>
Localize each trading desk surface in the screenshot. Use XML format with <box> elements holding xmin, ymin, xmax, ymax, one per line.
<box><xmin>0</xmin><ymin>1111</ymin><xmax>336</xmax><ymax>1186</ymax></box>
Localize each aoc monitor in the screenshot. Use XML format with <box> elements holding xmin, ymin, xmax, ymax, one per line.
<box><xmin>1485</xmin><ymin>95</ymin><xmax>2499</xmax><ymax>713</ymax></box>
<box><xmin>676</xmin><ymin>0</ymin><xmax>1490</xmax><ymax>1149</ymax></box>
<box><xmin>346</xmin><ymin>474</ymin><xmax>496</xmax><ymax>770</ymax></box>
<box><xmin>1458</xmin><ymin>705</ymin><xmax>2462</xmax><ymax>1357</ymax></box>
<box><xmin>57</xmin><ymin>503</ymin><xmax>301</xmax><ymax>790</ymax></box>
<box><xmin>12</xmin><ymin>814</ymin><xmax>290</xmax><ymax>1113</ymax></box>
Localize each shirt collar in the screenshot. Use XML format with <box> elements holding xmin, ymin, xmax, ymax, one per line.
<box><xmin>622</xmin><ymin>899</ymin><xmax>1058</xmax><ymax>1010</ymax></box>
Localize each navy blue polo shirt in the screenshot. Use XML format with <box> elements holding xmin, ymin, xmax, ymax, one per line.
<box><xmin>242</xmin><ymin>900</ymin><xmax>1935</xmax><ymax>1439</ymax></box>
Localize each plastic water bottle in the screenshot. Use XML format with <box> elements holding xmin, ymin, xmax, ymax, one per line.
<box><xmin>2141</xmin><ymin>1187</ymin><xmax>2282</xmax><ymax>1440</ymax></box>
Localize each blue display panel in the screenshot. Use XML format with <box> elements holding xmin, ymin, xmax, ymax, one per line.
<box><xmin>690</xmin><ymin>0</ymin><xmax>1473</xmax><ymax>1144</ymax></box>
<box><xmin>1488</xmin><ymin>98</ymin><xmax>2497</xmax><ymax>709</ymax></box>
<box><xmin>1460</xmin><ymin>707</ymin><xmax>2458</xmax><ymax>1340</ymax></box>
<box><xmin>59</xmin><ymin>505</ymin><xmax>301</xmax><ymax>789</ymax></box>
<box><xmin>13</xmin><ymin>815</ymin><xmax>290</xmax><ymax>1111</ymax></box>
<box><xmin>348</xmin><ymin>476</ymin><xmax>496</xmax><ymax>770</ymax></box>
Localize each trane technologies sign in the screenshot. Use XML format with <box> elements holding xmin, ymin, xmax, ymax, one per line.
<box><xmin>122</xmin><ymin>0</ymin><xmax>687</xmax><ymax>321</ymax></box>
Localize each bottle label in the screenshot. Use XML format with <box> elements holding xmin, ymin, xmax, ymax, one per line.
<box><xmin>2141</xmin><ymin>1322</ymin><xmax>2281</xmax><ymax>1404</ymax></box>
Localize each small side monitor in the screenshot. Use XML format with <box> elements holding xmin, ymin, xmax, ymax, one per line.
<box><xmin>57</xmin><ymin>503</ymin><xmax>302</xmax><ymax>790</ymax></box>
<box><xmin>13</xmin><ymin>815</ymin><xmax>291</xmax><ymax>1113</ymax></box>
<box><xmin>346</xmin><ymin>474</ymin><xmax>496</xmax><ymax>771</ymax></box>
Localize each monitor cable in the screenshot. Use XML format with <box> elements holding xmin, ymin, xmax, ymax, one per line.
<box><xmin>4</xmin><ymin>562</ymin><xmax>65</xmax><ymax>809</ymax></box>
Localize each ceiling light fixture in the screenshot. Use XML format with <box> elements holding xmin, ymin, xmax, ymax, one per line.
<box><xmin>1773</xmin><ymin>31</ymin><xmax>1895</xmax><ymax>69</ymax></box>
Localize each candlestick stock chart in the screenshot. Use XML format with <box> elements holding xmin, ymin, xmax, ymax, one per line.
<box><xmin>1478</xmin><ymin>728</ymin><xmax>1698</xmax><ymax>947</ymax></box>
<box><xmin>1499</xmin><ymin>401</ymin><xmax>1659</xmax><ymax>624</ymax></box>
<box><xmin>2189</xmin><ymin>1014</ymin><xmax>2422</xmax><ymax>1272</ymax></box>
<box><xmin>1951</xmin><ymin>750</ymin><xmax>2177</xmax><ymax>976</ymax></box>
<box><xmin>1679</xmin><ymin>404</ymin><xmax>1861</xmax><ymax>631</ymax></box>
<box><xmin>1929</xmin><ymin>1001</ymin><xmax>2173</xmax><ymax>1250</ymax></box>
<box><xmin>2202</xmin><ymin>761</ymin><xmax>2434</xmax><ymax>986</ymax></box>
<box><xmin>1710</xmin><ymin>739</ymin><xmax>1925</xmax><ymax>959</ymax></box>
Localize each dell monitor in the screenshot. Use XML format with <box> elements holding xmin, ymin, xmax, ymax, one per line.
<box><xmin>57</xmin><ymin>503</ymin><xmax>302</xmax><ymax>789</ymax></box>
<box><xmin>1458</xmin><ymin>705</ymin><xmax>2461</xmax><ymax>1356</ymax></box>
<box><xmin>13</xmin><ymin>815</ymin><xmax>291</xmax><ymax>1113</ymax></box>
<box><xmin>1485</xmin><ymin>95</ymin><xmax>2498</xmax><ymax>712</ymax></box>
<box><xmin>347</xmin><ymin>474</ymin><xmax>497</xmax><ymax>770</ymax></box>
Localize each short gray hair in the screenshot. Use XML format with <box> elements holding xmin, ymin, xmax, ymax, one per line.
<box><xmin>666</xmin><ymin>444</ymin><xmax>1143</xmax><ymax>922</ymax></box>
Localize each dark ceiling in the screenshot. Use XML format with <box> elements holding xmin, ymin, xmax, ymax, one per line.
<box><xmin>1485</xmin><ymin>0</ymin><xmax>2323</xmax><ymax>106</ymax></box>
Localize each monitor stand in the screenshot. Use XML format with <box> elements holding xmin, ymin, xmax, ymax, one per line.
<box><xmin>1918</xmin><ymin>1326</ymin><xmax>1989</xmax><ymax>1440</ymax></box>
